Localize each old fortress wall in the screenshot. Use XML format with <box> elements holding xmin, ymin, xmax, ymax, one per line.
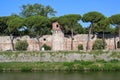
<box><xmin>0</xmin><ymin>22</ymin><xmax>119</xmax><ymax>51</ymax></box>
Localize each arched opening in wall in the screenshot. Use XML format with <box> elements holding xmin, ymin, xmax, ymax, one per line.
<box><xmin>117</xmin><ymin>41</ymin><xmax>120</xmax><ymax>48</ymax></box>
<box><xmin>41</xmin><ymin>44</ymin><xmax>51</xmax><ymax>50</ymax></box>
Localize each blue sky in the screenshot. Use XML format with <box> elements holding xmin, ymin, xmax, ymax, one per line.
<box><xmin>0</xmin><ymin>0</ymin><xmax>120</xmax><ymax>27</ymax></box>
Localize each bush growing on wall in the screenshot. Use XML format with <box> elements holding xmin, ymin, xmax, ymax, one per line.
<box><xmin>78</xmin><ymin>44</ymin><xmax>83</xmax><ymax>50</ymax></box>
<box><xmin>15</xmin><ymin>40</ymin><xmax>28</xmax><ymax>51</ymax></box>
<box><xmin>92</xmin><ymin>39</ymin><xmax>104</xmax><ymax>50</ymax></box>
<box><xmin>41</xmin><ymin>44</ymin><xmax>51</xmax><ymax>50</ymax></box>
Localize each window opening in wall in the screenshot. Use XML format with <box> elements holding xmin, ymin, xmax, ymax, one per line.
<box><xmin>56</xmin><ymin>24</ymin><xmax>59</xmax><ymax>28</ymax></box>
<box><xmin>43</xmin><ymin>38</ymin><xmax>46</xmax><ymax>41</ymax></box>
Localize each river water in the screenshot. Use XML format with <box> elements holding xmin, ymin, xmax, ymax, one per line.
<box><xmin>0</xmin><ymin>72</ymin><xmax>119</xmax><ymax>80</ymax></box>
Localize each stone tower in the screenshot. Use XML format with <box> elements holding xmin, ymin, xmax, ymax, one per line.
<box><xmin>52</xmin><ymin>22</ymin><xmax>64</xmax><ymax>51</ymax></box>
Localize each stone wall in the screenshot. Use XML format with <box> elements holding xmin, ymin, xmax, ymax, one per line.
<box><xmin>105</xmin><ymin>34</ymin><xmax>119</xmax><ymax>50</ymax></box>
<box><xmin>64</xmin><ymin>34</ymin><xmax>96</xmax><ymax>50</ymax></box>
<box><xmin>0</xmin><ymin>35</ymin><xmax>52</xmax><ymax>51</ymax></box>
<box><xmin>0</xmin><ymin>34</ymin><xmax>119</xmax><ymax>51</ymax></box>
<box><xmin>52</xmin><ymin>30</ymin><xmax>64</xmax><ymax>51</ymax></box>
<box><xmin>0</xmin><ymin>51</ymin><xmax>119</xmax><ymax>62</ymax></box>
<box><xmin>72</xmin><ymin>34</ymin><xmax>96</xmax><ymax>50</ymax></box>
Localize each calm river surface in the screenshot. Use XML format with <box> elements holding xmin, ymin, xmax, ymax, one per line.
<box><xmin>0</xmin><ymin>72</ymin><xmax>120</xmax><ymax>80</ymax></box>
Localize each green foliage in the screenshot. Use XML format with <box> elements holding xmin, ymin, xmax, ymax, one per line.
<box><xmin>41</xmin><ymin>44</ymin><xmax>51</xmax><ymax>50</ymax></box>
<box><xmin>82</xmin><ymin>11</ymin><xmax>105</xmax><ymax>23</ymax></box>
<box><xmin>109</xmin><ymin>14</ymin><xmax>120</xmax><ymax>25</ymax></box>
<box><xmin>24</xmin><ymin>16</ymin><xmax>50</xmax><ymax>36</ymax></box>
<box><xmin>73</xmin><ymin>23</ymin><xmax>84</xmax><ymax>34</ymax></box>
<box><xmin>78</xmin><ymin>44</ymin><xmax>83</xmax><ymax>50</ymax></box>
<box><xmin>79</xmin><ymin>61</ymin><xmax>93</xmax><ymax>65</ymax></box>
<box><xmin>0</xmin><ymin>65</ymin><xmax>3</xmax><ymax>72</ymax></box>
<box><xmin>20</xmin><ymin>3</ymin><xmax>56</xmax><ymax>17</ymax></box>
<box><xmin>50</xmin><ymin>17</ymin><xmax>59</xmax><ymax>23</ymax></box>
<box><xmin>0</xmin><ymin>60</ymin><xmax>119</xmax><ymax>72</ymax></box>
<box><xmin>103</xmin><ymin>63</ymin><xmax>114</xmax><ymax>71</ymax></box>
<box><xmin>21</xmin><ymin>66</ymin><xmax>32</xmax><ymax>72</ymax></box>
<box><xmin>98</xmin><ymin>18</ymin><xmax>110</xmax><ymax>29</ymax></box>
<box><xmin>93</xmin><ymin>18</ymin><xmax>110</xmax><ymax>33</ymax></box>
<box><xmin>6</xmin><ymin>16</ymin><xmax>24</xmax><ymax>36</ymax></box>
<box><xmin>89</xmin><ymin>64</ymin><xmax>101</xmax><ymax>71</ymax></box>
<box><xmin>63</xmin><ymin>62</ymin><xmax>74</xmax><ymax>71</ymax></box>
<box><xmin>92</xmin><ymin>39</ymin><xmax>104</xmax><ymax>50</ymax></box>
<box><xmin>110</xmin><ymin>59</ymin><xmax>119</xmax><ymax>63</ymax></box>
<box><xmin>58</xmin><ymin>14</ymin><xmax>81</xmax><ymax>34</ymax></box>
<box><xmin>15</xmin><ymin>40</ymin><xmax>28</xmax><ymax>51</ymax></box>
<box><xmin>0</xmin><ymin>16</ymin><xmax>9</xmax><ymax>35</ymax></box>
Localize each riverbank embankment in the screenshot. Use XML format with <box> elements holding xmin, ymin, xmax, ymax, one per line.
<box><xmin>0</xmin><ymin>50</ymin><xmax>119</xmax><ymax>72</ymax></box>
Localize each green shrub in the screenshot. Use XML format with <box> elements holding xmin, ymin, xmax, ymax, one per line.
<box><xmin>103</xmin><ymin>63</ymin><xmax>113</xmax><ymax>71</ymax></box>
<box><xmin>76</xmin><ymin>65</ymin><xmax>84</xmax><ymax>71</ymax></box>
<box><xmin>21</xmin><ymin>66</ymin><xmax>32</xmax><ymax>72</ymax></box>
<box><xmin>0</xmin><ymin>65</ymin><xmax>3</xmax><ymax>72</ymax></box>
<box><xmin>110</xmin><ymin>59</ymin><xmax>119</xmax><ymax>63</ymax></box>
<box><xmin>15</xmin><ymin>40</ymin><xmax>28</xmax><ymax>51</ymax></box>
<box><xmin>41</xmin><ymin>44</ymin><xmax>51</xmax><ymax>50</ymax></box>
<box><xmin>63</xmin><ymin>62</ymin><xmax>74</xmax><ymax>71</ymax></box>
<box><xmin>78</xmin><ymin>44</ymin><xmax>83</xmax><ymax>50</ymax></box>
<box><xmin>96</xmin><ymin>59</ymin><xmax>107</xmax><ymax>63</ymax></box>
<box><xmin>80</xmin><ymin>61</ymin><xmax>93</xmax><ymax>65</ymax></box>
<box><xmin>92</xmin><ymin>39</ymin><xmax>104</xmax><ymax>50</ymax></box>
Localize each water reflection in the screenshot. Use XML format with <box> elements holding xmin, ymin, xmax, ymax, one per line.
<box><xmin>0</xmin><ymin>72</ymin><xmax>120</xmax><ymax>80</ymax></box>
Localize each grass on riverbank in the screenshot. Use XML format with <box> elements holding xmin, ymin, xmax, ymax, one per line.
<box><xmin>0</xmin><ymin>50</ymin><xmax>110</xmax><ymax>55</ymax></box>
<box><xmin>0</xmin><ymin>60</ymin><xmax>119</xmax><ymax>72</ymax></box>
<box><xmin>0</xmin><ymin>50</ymin><xmax>118</xmax><ymax>57</ymax></box>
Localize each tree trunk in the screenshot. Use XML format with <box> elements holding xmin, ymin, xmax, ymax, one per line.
<box><xmin>102</xmin><ymin>30</ymin><xmax>105</xmax><ymax>49</ymax></box>
<box><xmin>114</xmin><ymin>33</ymin><xmax>117</xmax><ymax>49</ymax></box>
<box><xmin>86</xmin><ymin>24</ymin><xmax>92</xmax><ymax>50</ymax></box>
<box><xmin>71</xmin><ymin>29</ymin><xmax>74</xmax><ymax>50</ymax></box>
<box><xmin>10</xmin><ymin>34</ymin><xmax>14</xmax><ymax>51</ymax></box>
<box><xmin>118</xmin><ymin>25</ymin><xmax>120</xmax><ymax>48</ymax></box>
<box><xmin>36</xmin><ymin>34</ymin><xmax>41</xmax><ymax>51</ymax></box>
